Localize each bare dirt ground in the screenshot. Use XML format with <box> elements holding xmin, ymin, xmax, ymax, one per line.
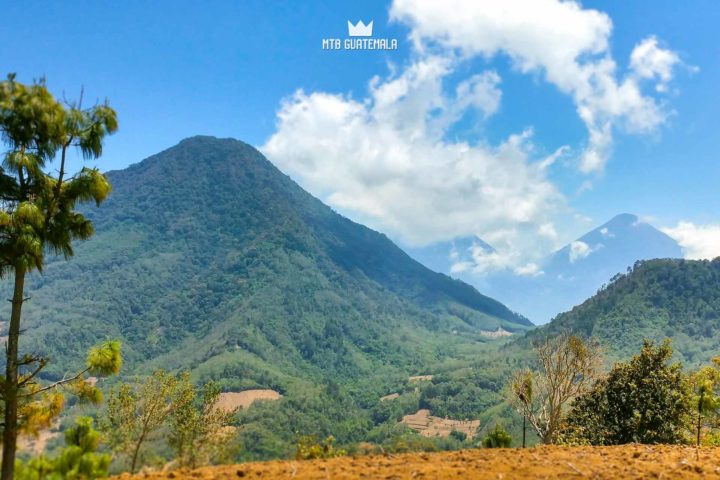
<box><xmin>113</xmin><ymin>444</ymin><xmax>720</xmax><ymax>479</ymax></box>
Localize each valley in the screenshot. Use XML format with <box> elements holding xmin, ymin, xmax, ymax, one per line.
<box><xmin>3</xmin><ymin>2</ymin><xmax>718</xmax><ymax>478</ymax></box>
<box><xmin>7</xmin><ymin>137</ymin><xmax>720</xmax><ymax>466</ymax></box>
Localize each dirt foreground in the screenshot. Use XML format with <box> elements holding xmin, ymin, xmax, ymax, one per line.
<box><xmin>115</xmin><ymin>444</ymin><xmax>720</xmax><ymax>479</ymax></box>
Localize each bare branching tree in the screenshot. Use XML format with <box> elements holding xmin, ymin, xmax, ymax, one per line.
<box><xmin>509</xmin><ymin>333</ymin><xmax>601</xmax><ymax>444</ymax></box>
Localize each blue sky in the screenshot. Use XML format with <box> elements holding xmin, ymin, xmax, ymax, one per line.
<box><xmin>2</xmin><ymin>0</ymin><xmax>719</xmax><ymax>271</ymax></box>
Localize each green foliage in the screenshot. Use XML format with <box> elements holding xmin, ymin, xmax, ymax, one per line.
<box><xmin>16</xmin><ymin>416</ymin><xmax>110</xmax><ymax>480</ymax></box>
<box><xmin>168</xmin><ymin>380</ymin><xmax>238</xmax><ymax>468</ymax></box>
<box><xmin>86</xmin><ymin>340</ymin><xmax>122</xmax><ymax>376</ymax></box>
<box><xmin>563</xmin><ymin>340</ymin><xmax>693</xmax><ymax>445</ymax></box>
<box><xmin>295</xmin><ymin>435</ymin><xmax>346</xmax><ymax>460</ymax></box>
<box><xmin>482</xmin><ymin>424</ymin><xmax>512</xmax><ymax>448</ymax></box>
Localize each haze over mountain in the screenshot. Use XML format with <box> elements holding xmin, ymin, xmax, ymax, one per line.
<box><xmin>4</xmin><ymin>136</ymin><xmax>530</xmax><ymax>385</ymax></box>
<box><xmin>407</xmin><ymin>214</ymin><xmax>683</xmax><ymax>324</ymax></box>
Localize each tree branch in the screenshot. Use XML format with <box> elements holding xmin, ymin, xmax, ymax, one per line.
<box><xmin>20</xmin><ymin>366</ymin><xmax>90</xmax><ymax>397</ymax></box>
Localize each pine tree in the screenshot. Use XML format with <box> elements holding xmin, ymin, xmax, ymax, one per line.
<box><xmin>0</xmin><ymin>74</ymin><xmax>119</xmax><ymax>480</ymax></box>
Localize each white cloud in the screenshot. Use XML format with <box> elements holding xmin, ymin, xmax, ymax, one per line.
<box><xmin>630</xmin><ymin>36</ymin><xmax>681</xmax><ymax>92</ymax></box>
<box><xmin>661</xmin><ymin>222</ymin><xmax>720</xmax><ymax>260</ymax></box>
<box><xmin>538</xmin><ymin>223</ymin><xmax>558</xmax><ymax>240</ymax></box>
<box><xmin>263</xmin><ymin>57</ymin><xmax>563</xmax><ymax>257</ymax></box>
<box><xmin>514</xmin><ymin>262</ymin><xmax>544</xmax><ymax>277</ymax></box>
<box><xmin>599</xmin><ymin>227</ymin><xmax>615</xmax><ymax>238</ymax></box>
<box><xmin>569</xmin><ymin>240</ymin><xmax>592</xmax><ymax>263</ymax></box>
<box><xmin>390</xmin><ymin>0</ymin><xmax>682</xmax><ymax>172</ymax></box>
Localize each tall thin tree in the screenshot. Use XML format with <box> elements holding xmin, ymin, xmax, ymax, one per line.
<box><xmin>0</xmin><ymin>74</ymin><xmax>118</xmax><ymax>480</ymax></box>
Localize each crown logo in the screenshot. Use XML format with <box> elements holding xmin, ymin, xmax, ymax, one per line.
<box><xmin>348</xmin><ymin>20</ymin><xmax>373</xmax><ymax>37</ymax></box>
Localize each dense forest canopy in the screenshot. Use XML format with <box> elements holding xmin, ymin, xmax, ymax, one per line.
<box><xmin>540</xmin><ymin>258</ymin><xmax>720</xmax><ymax>364</ymax></box>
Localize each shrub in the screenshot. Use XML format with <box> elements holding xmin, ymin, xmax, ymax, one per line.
<box><xmin>482</xmin><ymin>424</ymin><xmax>512</xmax><ymax>448</ymax></box>
<box><xmin>295</xmin><ymin>435</ymin><xmax>346</xmax><ymax>460</ymax></box>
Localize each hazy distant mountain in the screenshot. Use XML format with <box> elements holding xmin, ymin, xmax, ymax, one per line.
<box><xmin>403</xmin><ymin>236</ymin><xmax>494</xmax><ymax>276</ymax></box>
<box><xmin>407</xmin><ymin>214</ymin><xmax>683</xmax><ymax>324</ymax></box>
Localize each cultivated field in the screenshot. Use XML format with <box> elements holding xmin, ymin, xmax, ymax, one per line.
<box><xmin>114</xmin><ymin>444</ymin><xmax>720</xmax><ymax>479</ymax></box>
<box><xmin>401</xmin><ymin>408</ymin><xmax>480</xmax><ymax>439</ymax></box>
<box><xmin>216</xmin><ymin>390</ymin><xmax>281</xmax><ymax>412</ymax></box>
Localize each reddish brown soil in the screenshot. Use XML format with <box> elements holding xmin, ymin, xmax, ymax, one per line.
<box><xmin>114</xmin><ymin>444</ymin><xmax>720</xmax><ymax>479</ymax></box>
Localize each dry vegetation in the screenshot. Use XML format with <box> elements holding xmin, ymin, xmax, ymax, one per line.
<box><xmin>113</xmin><ymin>444</ymin><xmax>720</xmax><ymax>479</ymax></box>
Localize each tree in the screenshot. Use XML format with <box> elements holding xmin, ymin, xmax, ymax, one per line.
<box><xmin>688</xmin><ymin>357</ymin><xmax>720</xmax><ymax>446</ymax></box>
<box><xmin>168</xmin><ymin>380</ymin><xmax>238</xmax><ymax>469</ymax></box>
<box><xmin>102</xmin><ymin>370</ymin><xmax>194</xmax><ymax>473</ymax></box>
<box><xmin>0</xmin><ymin>73</ymin><xmax>118</xmax><ymax>480</ymax></box>
<box><xmin>482</xmin><ymin>424</ymin><xmax>512</xmax><ymax>448</ymax></box>
<box><xmin>509</xmin><ymin>334</ymin><xmax>601</xmax><ymax>444</ymax></box>
<box><xmin>16</xmin><ymin>416</ymin><xmax>111</xmax><ymax>480</ymax></box>
<box><xmin>563</xmin><ymin>340</ymin><xmax>693</xmax><ymax>445</ymax></box>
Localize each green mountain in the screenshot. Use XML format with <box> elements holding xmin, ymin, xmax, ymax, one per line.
<box><xmin>9</xmin><ymin>136</ymin><xmax>530</xmax><ymax>387</ymax></box>
<box><xmin>537</xmin><ymin>258</ymin><xmax>720</xmax><ymax>364</ymax></box>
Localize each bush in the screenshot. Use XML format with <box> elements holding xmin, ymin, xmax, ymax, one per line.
<box><xmin>482</xmin><ymin>424</ymin><xmax>512</xmax><ymax>448</ymax></box>
<box><xmin>449</xmin><ymin>429</ymin><xmax>467</xmax><ymax>442</ymax></box>
<box><xmin>295</xmin><ymin>435</ymin><xmax>346</xmax><ymax>460</ymax></box>
<box><xmin>563</xmin><ymin>340</ymin><xmax>693</xmax><ymax>445</ymax></box>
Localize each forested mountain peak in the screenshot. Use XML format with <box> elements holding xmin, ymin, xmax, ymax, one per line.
<box><xmin>11</xmin><ymin>136</ymin><xmax>530</xmax><ymax>385</ymax></box>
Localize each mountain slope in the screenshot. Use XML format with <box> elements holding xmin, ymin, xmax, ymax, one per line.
<box><xmin>8</xmin><ymin>136</ymin><xmax>529</xmax><ymax>386</ymax></box>
<box><xmin>538</xmin><ymin>258</ymin><xmax>720</xmax><ymax>364</ymax></box>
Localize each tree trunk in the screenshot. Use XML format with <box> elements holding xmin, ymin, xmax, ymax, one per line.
<box><xmin>697</xmin><ymin>391</ymin><xmax>704</xmax><ymax>447</ymax></box>
<box><xmin>522</xmin><ymin>416</ymin><xmax>526</xmax><ymax>448</ymax></box>
<box><xmin>130</xmin><ymin>432</ymin><xmax>146</xmax><ymax>474</ymax></box>
<box><xmin>2</xmin><ymin>267</ymin><xmax>26</xmax><ymax>480</ymax></box>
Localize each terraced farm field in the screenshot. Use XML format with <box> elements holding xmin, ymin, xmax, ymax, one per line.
<box><xmin>114</xmin><ymin>444</ymin><xmax>720</xmax><ymax>479</ymax></box>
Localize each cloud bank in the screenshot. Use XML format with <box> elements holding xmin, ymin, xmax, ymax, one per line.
<box><xmin>662</xmin><ymin>222</ymin><xmax>720</xmax><ymax>260</ymax></box>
